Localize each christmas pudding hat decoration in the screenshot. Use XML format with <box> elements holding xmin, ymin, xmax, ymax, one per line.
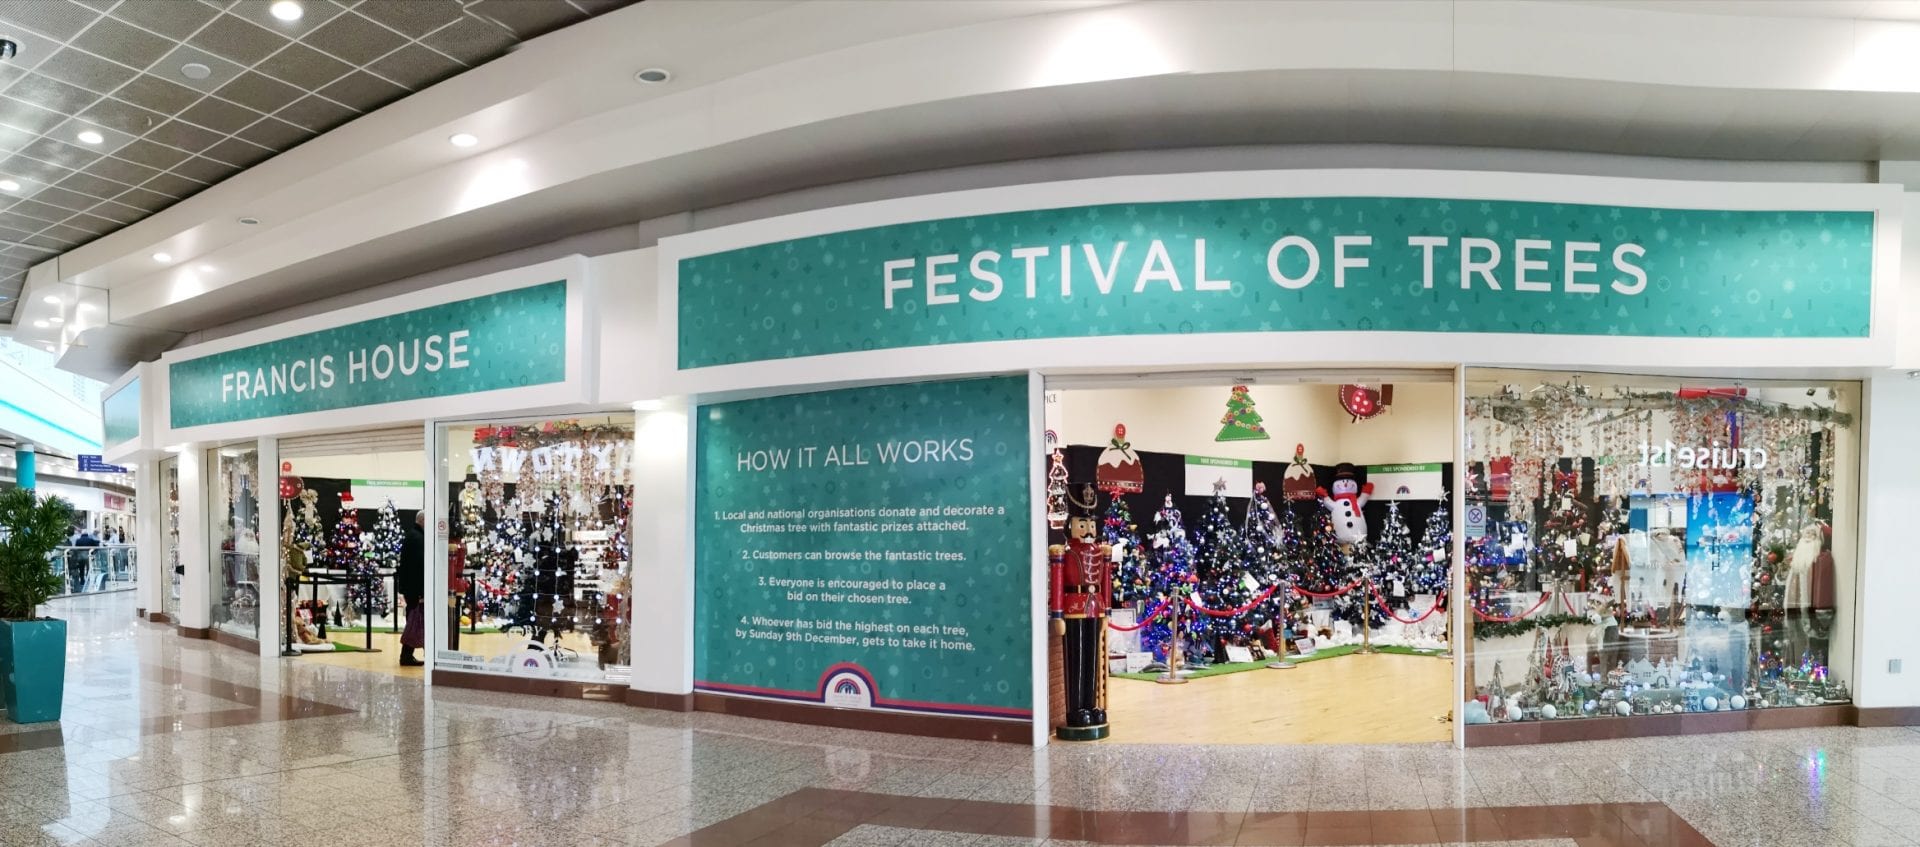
<box><xmin>1338</xmin><ymin>384</ymin><xmax>1393</xmax><ymax>422</ymax></box>
<box><xmin>1096</xmin><ymin>423</ymin><xmax>1144</xmax><ymax>493</ymax></box>
<box><xmin>1280</xmin><ymin>443</ymin><xmax>1318</xmax><ymax>502</ymax></box>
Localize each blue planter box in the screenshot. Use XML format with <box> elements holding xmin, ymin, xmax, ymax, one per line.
<box><xmin>0</xmin><ymin>618</ymin><xmax>66</xmax><ymax>723</ymax></box>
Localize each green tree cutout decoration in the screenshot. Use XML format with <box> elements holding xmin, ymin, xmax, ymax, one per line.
<box><xmin>0</xmin><ymin>488</ymin><xmax>75</xmax><ymax>619</ymax></box>
<box><xmin>1215</xmin><ymin>384</ymin><xmax>1270</xmax><ymax>442</ymax></box>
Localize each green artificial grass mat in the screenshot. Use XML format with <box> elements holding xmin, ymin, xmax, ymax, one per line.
<box><xmin>1112</xmin><ymin>643</ymin><xmax>1447</xmax><ymax>681</ymax></box>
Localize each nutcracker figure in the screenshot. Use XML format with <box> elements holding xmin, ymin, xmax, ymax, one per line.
<box><xmin>1052</xmin><ymin>485</ymin><xmax>1112</xmax><ymax>740</ymax></box>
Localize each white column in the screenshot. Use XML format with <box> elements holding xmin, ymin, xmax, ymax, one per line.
<box><xmin>257</xmin><ymin>439</ymin><xmax>281</xmax><ymax>656</ymax></box>
<box><xmin>627</xmin><ymin>403</ymin><xmax>691</xmax><ymax>697</ymax></box>
<box><xmin>175</xmin><ymin>446</ymin><xmax>211</xmax><ymax>631</ymax></box>
<box><xmin>1854</xmin><ymin>375</ymin><xmax>1920</xmax><ymax>710</ymax></box>
<box><xmin>133</xmin><ymin>458</ymin><xmax>163</xmax><ymax>617</ymax></box>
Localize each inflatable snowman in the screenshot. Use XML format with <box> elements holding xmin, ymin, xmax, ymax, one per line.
<box><xmin>1316</xmin><ymin>463</ymin><xmax>1373</xmax><ymax>547</ymax></box>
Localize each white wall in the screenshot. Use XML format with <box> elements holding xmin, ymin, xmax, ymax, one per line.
<box><xmin>626</xmin><ymin>405</ymin><xmax>691</xmax><ymax>696</ymax></box>
<box><xmin>175</xmin><ymin>447</ymin><xmax>209</xmax><ymax>630</ymax></box>
<box><xmin>282</xmin><ymin>451</ymin><xmax>427</xmax><ymax>482</ymax></box>
<box><xmin>1059</xmin><ymin>381</ymin><xmax>1452</xmax><ymax>466</ymax></box>
<box><xmin>1856</xmin><ymin>375</ymin><xmax>1920</xmax><ymax>708</ymax></box>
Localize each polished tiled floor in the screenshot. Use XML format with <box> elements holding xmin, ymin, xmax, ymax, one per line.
<box><xmin>5</xmin><ymin>592</ymin><xmax>1920</xmax><ymax>846</ymax></box>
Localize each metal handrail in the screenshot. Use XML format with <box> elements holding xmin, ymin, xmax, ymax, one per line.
<box><xmin>49</xmin><ymin>544</ymin><xmax>137</xmax><ymax>597</ymax></box>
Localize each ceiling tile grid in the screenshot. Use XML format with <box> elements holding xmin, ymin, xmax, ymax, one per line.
<box><xmin>0</xmin><ymin>0</ymin><xmax>635</xmax><ymax>323</ymax></box>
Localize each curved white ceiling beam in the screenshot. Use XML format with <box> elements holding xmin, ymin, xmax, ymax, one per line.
<box><xmin>21</xmin><ymin>0</ymin><xmax>1920</xmax><ymax>369</ymax></box>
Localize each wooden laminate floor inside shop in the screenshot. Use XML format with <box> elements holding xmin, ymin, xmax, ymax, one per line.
<box><xmin>1103</xmin><ymin>652</ymin><xmax>1453</xmax><ymax>744</ymax></box>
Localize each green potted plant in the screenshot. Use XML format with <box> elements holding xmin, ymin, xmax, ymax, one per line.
<box><xmin>0</xmin><ymin>487</ymin><xmax>74</xmax><ymax>723</ymax></box>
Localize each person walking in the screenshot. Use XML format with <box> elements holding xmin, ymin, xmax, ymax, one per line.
<box><xmin>398</xmin><ymin>512</ymin><xmax>426</xmax><ymax>666</ymax></box>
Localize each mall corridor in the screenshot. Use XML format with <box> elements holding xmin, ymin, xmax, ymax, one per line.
<box><xmin>0</xmin><ymin>592</ymin><xmax>1909</xmax><ymax>846</ymax></box>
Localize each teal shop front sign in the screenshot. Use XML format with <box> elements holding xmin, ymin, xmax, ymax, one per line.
<box><xmin>170</xmin><ymin>281</ymin><xmax>568</xmax><ymax>428</ymax></box>
<box><xmin>102</xmin><ymin>378</ymin><xmax>140</xmax><ymax>448</ymax></box>
<box><xmin>677</xmin><ymin>197</ymin><xmax>1875</xmax><ymax>368</ymax></box>
<box><xmin>694</xmin><ymin>377</ymin><xmax>1032</xmax><ymax>720</ymax></box>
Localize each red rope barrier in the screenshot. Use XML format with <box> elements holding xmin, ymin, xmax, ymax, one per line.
<box><xmin>1291</xmin><ymin>580</ymin><xmax>1362</xmax><ymax>600</ymax></box>
<box><xmin>1471</xmin><ymin>592</ymin><xmax>1554</xmax><ymax>623</ymax></box>
<box><xmin>1560</xmin><ymin>592</ymin><xmax>1580</xmax><ymax>616</ymax></box>
<box><xmin>1106</xmin><ymin>598</ymin><xmax>1171</xmax><ymax>632</ymax></box>
<box><xmin>1369</xmin><ymin>581</ymin><xmax>1447</xmax><ymax>625</ymax></box>
<box><xmin>1185</xmin><ymin>584</ymin><xmax>1279</xmax><ymax>618</ymax></box>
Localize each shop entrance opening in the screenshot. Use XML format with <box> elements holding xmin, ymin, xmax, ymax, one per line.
<box><xmin>1045</xmin><ymin>373</ymin><xmax>1456</xmax><ymax>744</ymax></box>
<box><xmin>277</xmin><ymin>427</ymin><xmax>428</xmax><ymax>674</ymax></box>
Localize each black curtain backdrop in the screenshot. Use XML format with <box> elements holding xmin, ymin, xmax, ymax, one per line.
<box><xmin>1059</xmin><ymin>444</ymin><xmax>1453</xmax><ymax>546</ymax></box>
<box><xmin>281</xmin><ymin>475</ymin><xmax>420</xmax><ymax>555</ymax></box>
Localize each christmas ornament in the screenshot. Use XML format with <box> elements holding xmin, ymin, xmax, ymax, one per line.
<box><xmin>278</xmin><ymin>474</ymin><xmax>303</xmax><ymax>500</ymax></box>
<box><xmin>1540</xmin><ymin>704</ymin><xmax>1557</xmax><ymax>720</ymax></box>
<box><xmin>1095</xmin><ymin>424</ymin><xmax>1144</xmax><ymax>494</ymax></box>
<box><xmin>1045</xmin><ymin>450</ymin><xmax>1069</xmax><ymax>530</ymax></box>
<box><xmin>1280</xmin><ymin>443</ymin><xmax>1318</xmax><ymax>502</ymax></box>
<box><xmin>1215</xmin><ymin>385</ymin><xmax>1270</xmax><ymax>441</ymax></box>
<box><xmin>1730</xmin><ymin>694</ymin><xmax>1746</xmax><ymax>710</ymax></box>
<box><xmin>1338</xmin><ymin>384</ymin><xmax>1392</xmax><ymax>422</ymax></box>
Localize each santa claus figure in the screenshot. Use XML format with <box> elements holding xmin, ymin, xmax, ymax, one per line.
<box><xmin>1316</xmin><ymin>463</ymin><xmax>1373</xmax><ymax>547</ymax></box>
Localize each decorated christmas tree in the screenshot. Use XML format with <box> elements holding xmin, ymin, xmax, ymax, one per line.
<box><xmin>1371</xmin><ymin>501</ymin><xmax>1418</xmax><ymax>609</ymax></box>
<box><xmin>285</xmin><ymin>488</ymin><xmax>326</xmax><ymax>574</ymax></box>
<box><xmin>1104</xmin><ymin>493</ymin><xmax>1150</xmax><ymax>606</ymax></box>
<box><xmin>1415</xmin><ymin>497</ymin><xmax>1452</xmax><ymax>595</ymax></box>
<box><xmin>1192</xmin><ymin>485</ymin><xmax>1257</xmax><ymax>647</ymax></box>
<box><xmin>1532</xmin><ymin>484</ymin><xmax>1597</xmax><ymax>590</ymax></box>
<box><xmin>366</xmin><ymin>500</ymin><xmax>404</xmax><ymax>575</ymax></box>
<box><xmin>1214</xmin><ymin>385</ymin><xmax>1269</xmax><ymax>442</ymax></box>
<box><xmin>478</xmin><ymin>516</ymin><xmax>525</xmax><ymax>620</ymax></box>
<box><xmin>327</xmin><ymin>494</ymin><xmax>363</xmax><ymax>571</ymax></box>
<box><xmin>332</xmin><ymin>494</ymin><xmax>391</xmax><ymax>619</ymax></box>
<box><xmin>1299</xmin><ymin>507</ymin><xmax>1366</xmax><ymax>626</ymax></box>
<box><xmin>511</xmin><ymin>494</ymin><xmax>574</xmax><ymax>640</ymax></box>
<box><xmin>1236</xmin><ymin>483</ymin><xmax>1292</xmax><ymax>639</ymax></box>
<box><xmin>1143</xmin><ymin>498</ymin><xmax>1208</xmax><ymax>663</ymax></box>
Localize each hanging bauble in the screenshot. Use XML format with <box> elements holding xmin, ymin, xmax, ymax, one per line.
<box><xmin>1338</xmin><ymin>384</ymin><xmax>1392</xmax><ymax>422</ymax></box>
<box><xmin>278</xmin><ymin>475</ymin><xmax>303</xmax><ymax>500</ymax></box>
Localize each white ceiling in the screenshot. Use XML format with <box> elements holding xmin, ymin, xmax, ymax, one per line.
<box><xmin>18</xmin><ymin>0</ymin><xmax>1920</xmax><ymax>379</ymax></box>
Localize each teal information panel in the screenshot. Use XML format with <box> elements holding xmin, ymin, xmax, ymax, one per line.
<box><xmin>102</xmin><ymin>378</ymin><xmax>140</xmax><ymax>448</ymax></box>
<box><xmin>695</xmin><ymin>377</ymin><xmax>1032</xmax><ymax>720</ymax></box>
<box><xmin>171</xmin><ymin>281</ymin><xmax>568</xmax><ymax>428</ymax></box>
<box><xmin>677</xmin><ymin>197</ymin><xmax>1875</xmax><ymax>368</ymax></box>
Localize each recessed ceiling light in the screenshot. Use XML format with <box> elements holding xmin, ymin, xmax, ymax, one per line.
<box><xmin>180</xmin><ymin>62</ymin><xmax>211</xmax><ymax>81</ymax></box>
<box><xmin>31</xmin><ymin>320</ymin><xmax>46</xmax><ymax>328</ymax></box>
<box><xmin>269</xmin><ymin>1</ymin><xmax>304</xmax><ymax>21</ymax></box>
<box><xmin>197</xmin><ymin>264</ymin><xmax>214</xmax><ymax>272</ymax></box>
<box><xmin>634</xmin><ymin>68</ymin><xmax>671</xmax><ymax>84</ymax></box>
<box><xmin>152</xmin><ymin>252</ymin><xmax>172</xmax><ymax>263</ymax></box>
<box><xmin>41</xmin><ymin>295</ymin><xmax>59</xmax><ymax>305</ymax></box>
<box><xmin>47</xmin><ymin>316</ymin><xmax>61</xmax><ymax>325</ymax></box>
<box><xmin>238</xmin><ymin>216</ymin><xmax>260</xmax><ymax>225</ymax></box>
<box><xmin>448</xmin><ymin>132</ymin><xmax>478</xmax><ymax>148</ymax></box>
<box><xmin>76</xmin><ymin>129</ymin><xmax>103</xmax><ymax>145</ymax></box>
<box><xmin>0</xmin><ymin>179</ymin><xmax>18</xmax><ymax>192</ymax></box>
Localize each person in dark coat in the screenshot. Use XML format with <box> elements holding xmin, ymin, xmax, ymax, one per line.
<box><xmin>398</xmin><ymin>512</ymin><xmax>427</xmax><ymax>666</ymax></box>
